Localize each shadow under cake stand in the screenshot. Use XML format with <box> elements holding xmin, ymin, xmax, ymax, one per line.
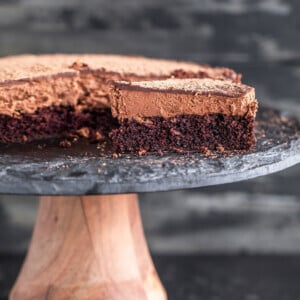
<box><xmin>3</xmin><ymin>107</ymin><xmax>300</xmax><ymax>300</ymax></box>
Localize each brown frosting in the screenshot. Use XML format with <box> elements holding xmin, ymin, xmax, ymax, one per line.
<box><xmin>0</xmin><ymin>54</ymin><xmax>240</xmax><ymax>83</ymax></box>
<box><xmin>0</xmin><ymin>54</ymin><xmax>241</xmax><ymax>117</ymax></box>
<box><xmin>111</xmin><ymin>78</ymin><xmax>258</xmax><ymax>119</ymax></box>
<box><xmin>0</xmin><ymin>75</ymin><xmax>84</xmax><ymax>117</ymax></box>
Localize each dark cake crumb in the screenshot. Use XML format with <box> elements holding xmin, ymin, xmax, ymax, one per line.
<box><xmin>216</xmin><ymin>145</ymin><xmax>225</xmax><ymax>152</ymax></box>
<box><xmin>138</xmin><ymin>149</ymin><xmax>147</xmax><ymax>156</ymax></box>
<box><xmin>59</xmin><ymin>140</ymin><xmax>72</xmax><ymax>148</ymax></box>
<box><xmin>112</xmin><ymin>153</ymin><xmax>121</xmax><ymax>158</ymax></box>
<box><xmin>77</xmin><ymin>127</ymin><xmax>90</xmax><ymax>138</ymax></box>
<box><xmin>63</xmin><ymin>132</ymin><xmax>79</xmax><ymax>142</ymax></box>
<box><xmin>21</xmin><ymin>135</ymin><xmax>28</xmax><ymax>142</ymax></box>
<box><xmin>90</xmin><ymin>130</ymin><xmax>105</xmax><ymax>142</ymax></box>
<box><xmin>200</xmin><ymin>146</ymin><xmax>212</xmax><ymax>155</ymax></box>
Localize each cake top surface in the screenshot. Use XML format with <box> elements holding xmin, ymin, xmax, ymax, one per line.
<box><xmin>114</xmin><ymin>78</ymin><xmax>253</xmax><ymax>98</ymax></box>
<box><xmin>0</xmin><ymin>54</ymin><xmax>237</xmax><ymax>84</ymax></box>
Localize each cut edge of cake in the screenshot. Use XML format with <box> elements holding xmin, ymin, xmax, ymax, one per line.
<box><xmin>109</xmin><ymin>78</ymin><xmax>258</xmax><ymax>154</ymax></box>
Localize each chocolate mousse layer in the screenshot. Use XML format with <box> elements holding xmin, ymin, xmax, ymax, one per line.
<box><xmin>110</xmin><ymin>78</ymin><xmax>258</xmax><ymax>154</ymax></box>
<box><xmin>111</xmin><ymin>78</ymin><xmax>257</xmax><ymax>120</ymax></box>
<box><xmin>0</xmin><ymin>54</ymin><xmax>241</xmax><ymax>118</ymax></box>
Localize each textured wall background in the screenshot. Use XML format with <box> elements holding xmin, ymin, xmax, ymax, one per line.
<box><xmin>1</xmin><ymin>0</ymin><xmax>300</xmax><ymax>256</ymax></box>
<box><xmin>0</xmin><ymin>1</ymin><xmax>299</xmax><ymax>112</ymax></box>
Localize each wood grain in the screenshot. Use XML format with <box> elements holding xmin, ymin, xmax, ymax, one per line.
<box><xmin>10</xmin><ymin>194</ymin><xmax>166</xmax><ymax>300</ymax></box>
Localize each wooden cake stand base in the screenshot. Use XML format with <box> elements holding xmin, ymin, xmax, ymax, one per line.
<box><xmin>10</xmin><ymin>194</ymin><xmax>167</xmax><ymax>300</ymax></box>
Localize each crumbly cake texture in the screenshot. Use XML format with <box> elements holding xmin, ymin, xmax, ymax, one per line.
<box><xmin>0</xmin><ymin>107</ymin><xmax>118</xmax><ymax>144</ymax></box>
<box><xmin>0</xmin><ymin>54</ymin><xmax>241</xmax><ymax>144</ymax></box>
<box><xmin>110</xmin><ymin>78</ymin><xmax>258</xmax><ymax>153</ymax></box>
<box><xmin>109</xmin><ymin>114</ymin><xmax>255</xmax><ymax>153</ymax></box>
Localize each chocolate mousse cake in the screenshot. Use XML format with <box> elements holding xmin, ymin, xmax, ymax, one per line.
<box><xmin>110</xmin><ymin>78</ymin><xmax>258</xmax><ymax>154</ymax></box>
<box><xmin>0</xmin><ymin>54</ymin><xmax>241</xmax><ymax>143</ymax></box>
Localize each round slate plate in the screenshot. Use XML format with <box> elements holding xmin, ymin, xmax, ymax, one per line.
<box><xmin>0</xmin><ymin>107</ymin><xmax>299</xmax><ymax>195</ymax></box>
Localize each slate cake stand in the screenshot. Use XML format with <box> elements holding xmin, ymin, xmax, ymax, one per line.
<box><xmin>2</xmin><ymin>107</ymin><xmax>300</xmax><ymax>300</ymax></box>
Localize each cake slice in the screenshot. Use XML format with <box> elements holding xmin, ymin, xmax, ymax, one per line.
<box><xmin>110</xmin><ymin>78</ymin><xmax>258</xmax><ymax>154</ymax></box>
<box><xmin>0</xmin><ymin>54</ymin><xmax>240</xmax><ymax>143</ymax></box>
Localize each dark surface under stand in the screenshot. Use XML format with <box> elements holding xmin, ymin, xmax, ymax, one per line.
<box><xmin>0</xmin><ymin>107</ymin><xmax>299</xmax><ymax>195</ymax></box>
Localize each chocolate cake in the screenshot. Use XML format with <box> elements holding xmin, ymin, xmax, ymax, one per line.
<box><xmin>110</xmin><ymin>78</ymin><xmax>258</xmax><ymax>154</ymax></box>
<box><xmin>0</xmin><ymin>54</ymin><xmax>241</xmax><ymax>143</ymax></box>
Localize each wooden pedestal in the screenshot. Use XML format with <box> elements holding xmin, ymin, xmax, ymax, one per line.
<box><xmin>10</xmin><ymin>194</ymin><xmax>167</xmax><ymax>300</ymax></box>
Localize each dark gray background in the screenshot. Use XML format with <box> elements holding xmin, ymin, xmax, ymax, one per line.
<box><xmin>1</xmin><ymin>0</ymin><xmax>300</xmax><ymax>299</ymax></box>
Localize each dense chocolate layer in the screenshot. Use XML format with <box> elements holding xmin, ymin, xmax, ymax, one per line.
<box><xmin>109</xmin><ymin>114</ymin><xmax>256</xmax><ymax>154</ymax></box>
<box><xmin>0</xmin><ymin>106</ymin><xmax>118</xmax><ymax>143</ymax></box>
<box><xmin>111</xmin><ymin>78</ymin><xmax>257</xmax><ymax>120</ymax></box>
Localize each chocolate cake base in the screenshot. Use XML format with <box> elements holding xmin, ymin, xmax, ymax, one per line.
<box><xmin>0</xmin><ymin>106</ymin><xmax>118</xmax><ymax>144</ymax></box>
<box><xmin>110</xmin><ymin>114</ymin><xmax>255</xmax><ymax>154</ymax></box>
<box><xmin>0</xmin><ymin>108</ymin><xmax>255</xmax><ymax>155</ymax></box>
